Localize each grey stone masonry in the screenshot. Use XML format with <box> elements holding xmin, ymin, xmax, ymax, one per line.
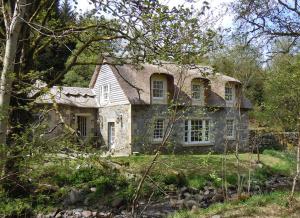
<box><xmin>98</xmin><ymin>104</ymin><xmax>132</xmax><ymax>155</ymax></box>
<box><xmin>131</xmin><ymin>105</ymin><xmax>249</xmax><ymax>154</ymax></box>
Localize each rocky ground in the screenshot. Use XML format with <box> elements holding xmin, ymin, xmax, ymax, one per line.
<box><xmin>37</xmin><ymin>175</ymin><xmax>292</xmax><ymax>218</ymax></box>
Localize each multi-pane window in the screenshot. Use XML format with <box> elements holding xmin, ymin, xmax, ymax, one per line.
<box><xmin>226</xmin><ymin>119</ymin><xmax>235</xmax><ymax>138</ymax></box>
<box><xmin>192</xmin><ymin>84</ymin><xmax>202</xmax><ymax>100</ymax></box>
<box><xmin>184</xmin><ymin>120</ymin><xmax>210</xmax><ymax>143</ymax></box>
<box><xmin>77</xmin><ymin>116</ymin><xmax>87</xmax><ymax>137</ymax></box>
<box><xmin>153</xmin><ymin>119</ymin><xmax>164</xmax><ymax>140</ymax></box>
<box><xmin>152</xmin><ymin>80</ymin><xmax>164</xmax><ymax>98</ymax></box>
<box><xmin>108</xmin><ymin>122</ymin><xmax>115</xmax><ymax>146</ymax></box>
<box><xmin>100</xmin><ymin>84</ymin><xmax>110</xmax><ymax>103</ymax></box>
<box><xmin>225</xmin><ymin>86</ymin><xmax>233</xmax><ymax>101</ymax></box>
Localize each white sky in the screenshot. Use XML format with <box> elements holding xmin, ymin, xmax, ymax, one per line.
<box><xmin>75</xmin><ymin>0</ymin><xmax>234</xmax><ymax>28</ymax></box>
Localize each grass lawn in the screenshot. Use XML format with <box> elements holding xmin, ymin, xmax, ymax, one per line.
<box><xmin>169</xmin><ymin>191</ymin><xmax>300</xmax><ymax>218</ymax></box>
<box><xmin>0</xmin><ymin>149</ymin><xmax>296</xmax><ymax>217</ymax></box>
<box><xmin>113</xmin><ymin>149</ymin><xmax>295</xmax><ymax>189</ymax></box>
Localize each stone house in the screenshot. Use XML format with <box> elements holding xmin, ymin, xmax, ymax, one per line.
<box><xmin>37</xmin><ymin>61</ymin><xmax>252</xmax><ymax>155</ymax></box>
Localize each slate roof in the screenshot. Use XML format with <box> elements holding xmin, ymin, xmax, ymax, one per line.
<box><xmin>37</xmin><ymin>86</ymin><xmax>98</xmax><ymax>108</ymax></box>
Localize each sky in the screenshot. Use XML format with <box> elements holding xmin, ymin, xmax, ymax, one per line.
<box><xmin>74</xmin><ymin>0</ymin><xmax>234</xmax><ymax>28</ymax></box>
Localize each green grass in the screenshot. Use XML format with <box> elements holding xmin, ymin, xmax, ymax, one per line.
<box><xmin>114</xmin><ymin>149</ymin><xmax>295</xmax><ymax>189</ymax></box>
<box><xmin>0</xmin><ymin>149</ymin><xmax>296</xmax><ymax>217</ymax></box>
<box><xmin>168</xmin><ymin>191</ymin><xmax>300</xmax><ymax>218</ymax></box>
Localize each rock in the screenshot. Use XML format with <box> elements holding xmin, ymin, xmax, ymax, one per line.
<box><xmin>257</xmin><ymin>163</ymin><xmax>263</xmax><ymax>168</ymax></box>
<box><xmin>176</xmin><ymin>199</ymin><xmax>185</xmax><ymax>209</ymax></box>
<box><xmin>184</xmin><ymin>200</ymin><xmax>198</xmax><ymax>209</ymax></box>
<box><xmin>212</xmin><ymin>193</ymin><xmax>224</xmax><ymax>203</ymax></box>
<box><xmin>170</xmin><ymin>198</ymin><xmax>177</xmax><ymax>207</ymax></box>
<box><xmin>36</xmin><ymin>213</ymin><xmax>43</xmax><ymax>218</ymax></box>
<box><xmin>98</xmin><ymin>212</ymin><xmax>112</xmax><ymax>218</ymax></box>
<box><xmin>92</xmin><ymin>212</ymin><xmax>97</xmax><ymax>217</ymax></box>
<box><xmin>90</xmin><ymin>187</ymin><xmax>97</xmax><ymax>192</ymax></box>
<box><xmin>194</xmin><ymin>194</ymin><xmax>204</xmax><ymax>202</ymax></box>
<box><xmin>204</xmin><ymin>190</ymin><xmax>210</xmax><ymax>196</ymax></box>
<box><xmin>111</xmin><ymin>196</ymin><xmax>124</xmax><ymax>208</ymax></box>
<box><xmin>64</xmin><ymin>189</ymin><xmax>85</xmax><ymax>205</ymax></box>
<box><xmin>180</xmin><ymin>186</ymin><xmax>188</xmax><ymax>193</ymax></box>
<box><xmin>188</xmin><ymin>187</ymin><xmax>198</xmax><ymax>194</ymax></box>
<box><xmin>82</xmin><ymin>210</ymin><xmax>92</xmax><ymax>217</ymax></box>
<box><xmin>211</xmin><ymin>215</ymin><xmax>221</xmax><ymax>218</ymax></box>
<box><xmin>55</xmin><ymin>212</ymin><xmax>63</xmax><ymax>218</ymax></box>
<box><xmin>183</xmin><ymin>192</ymin><xmax>192</xmax><ymax>199</ymax></box>
<box><xmin>191</xmin><ymin>205</ymin><xmax>198</xmax><ymax>214</ymax></box>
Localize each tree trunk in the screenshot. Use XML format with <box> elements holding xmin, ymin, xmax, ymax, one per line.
<box><xmin>0</xmin><ymin>0</ymin><xmax>27</xmax><ymax>179</ymax></box>
<box><xmin>290</xmin><ymin>115</ymin><xmax>300</xmax><ymax>200</ymax></box>
<box><xmin>0</xmin><ymin>0</ymin><xmax>26</xmax><ymax>145</ymax></box>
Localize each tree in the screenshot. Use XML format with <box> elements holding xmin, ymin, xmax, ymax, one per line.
<box><xmin>264</xmin><ymin>54</ymin><xmax>300</xmax><ymax>132</ymax></box>
<box><xmin>0</xmin><ymin>0</ymin><xmax>217</xmax><ymax>196</ymax></box>
<box><xmin>210</xmin><ymin>41</ymin><xmax>265</xmax><ymax>107</ymax></box>
<box><xmin>0</xmin><ymin>0</ymin><xmax>215</xmax><ymax>145</ymax></box>
<box><xmin>231</xmin><ymin>0</ymin><xmax>300</xmax><ymax>53</ymax></box>
<box><xmin>263</xmin><ymin>53</ymin><xmax>300</xmax><ymax>199</ymax></box>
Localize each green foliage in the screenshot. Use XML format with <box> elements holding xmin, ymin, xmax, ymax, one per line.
<box><xmin>168</xmin><ymin>191</ymin><xmax>294</xmax><ymax>218</ymax></box>
<box><xmin>0</xmin><ymin>197</ymin><xmax>32</xmax><ymax>217</ymax></box>
<box><xmin>259</xmin><ymin>53</ymin><xmax>300</xmax><ymax>131</ymax></box>
<box><xmin>211</xmin><ymin>42</ymin><xmax>265</xmax><ymax>107</ymax></box>
<box><xmin>163</xmin><ymin>172</ymin><xmax>187</xmax><ymax>187</ymax></box>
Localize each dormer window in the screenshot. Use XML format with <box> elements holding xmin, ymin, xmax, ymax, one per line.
<box><xmin>192</xmin><ymin>84</ymin><xmax>202</xmax><ymax>100</ymax></box>
<box><xmin>152</xmin><ymin>80</ymin><xmax>164</xmax><ymax>99</ymax></box>
<box><xmin>225</xmin><ymin>84</ymin><xmax>233</xmax><ymax>102</ymax></box>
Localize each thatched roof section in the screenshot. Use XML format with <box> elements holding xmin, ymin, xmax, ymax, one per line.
<box><xmin>37</xmin><ymin>86</ymin><xmax>98</xmax><ymax>108</ymax></box>
<box><xmin>89</xmin><ymin>60</ymin><xmax>251</xmax><ymax>109</ymax></box>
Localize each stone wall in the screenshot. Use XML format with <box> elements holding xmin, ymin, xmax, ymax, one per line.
<box><xmin>249</xmin><ymin>130</ymin><xmax>299</xmax><ymax>151</ymax></box>
<box><xmin>37</xmin><ymin>105</ymin><xmax>98</xmax><ymax>143</ymax></box>
<box><xmin>131</xmin><ymin>105</ymin><xmax>250</xmax><ymax>154</ymax></box>
<box><xmin>98</xmin><ymin>104</ymin><xmax>131</xmax><ymax>155</ymax></box>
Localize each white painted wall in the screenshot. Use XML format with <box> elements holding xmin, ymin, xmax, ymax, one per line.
<box><xmin>93</xmin><ymin>65</ymin><xmax>129</xmax><ymax>106</ymax></box>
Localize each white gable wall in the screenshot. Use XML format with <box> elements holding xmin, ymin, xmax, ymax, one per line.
<box><xmin>93</xmin><ymin>65</ymin><xmax>129</xmax><ymax>106</ymax></box>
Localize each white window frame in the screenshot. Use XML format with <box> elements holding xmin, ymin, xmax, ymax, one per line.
<box><xmin>99</xmin><ymin>84</ymin><xmax>110</xmax><ymax>103</ymax></box>
<box><xmin>184</xmin><ymin>119</ymin><xmax>211</xmax><ymax>145</ymax></box>
<box><xmin>108</xmin><ymin>122</ymin><xmax>115</xmax><ymax>148</ymax></box>
<box><xmin>152</xmin><ymin>80</ymin><xmax>164</xmax><ymax>99</ymax></box>
<box><xmin>153</xmin><ymin>119</ymin><xmax>164</xmax><ymax>141</ymax></box>
<box><xmin>75</xmin><ymin>113</ymin><xmax>91</xmax><ymax>138</ymax></box>
<box><xmin>225</xmin><ymin>84</ymin><xmax>235</xmax><ymax>103</ymax></box>
<box><xmin>225</xmin><ymin>119</ymin><xmax>235</xmax><ymax>140</ymax></box>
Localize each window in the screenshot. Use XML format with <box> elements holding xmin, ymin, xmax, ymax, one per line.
<box><xmin>192</xmin><ymin>84</ymin><xmax>202</xmax><ymax>100</ymax></box>
<box><xmin>108</xmin><ymin>122</ymin><xmax>115</xmax><ymax>147</ymax></box>
<box><xmin>226</xmin><ymin>119</ymin><xmax>235</xmax><ymax>139</ymax></box>
<box><xmin>99</xmin><ymin>84</ymin><xmax>110</xmax><ymax>103</ymax></box>
<box><xmin>225</xmin><ymin>85</ymin><xmax>233</xmax><ymax>101</ymax></box>
<box><xmin>153</xmin><ymin>119</ymin><xmax>164</xmax><ymax>140</ymax></box>
<box><xmin>152</xmin><ymin>80</ymin><xmax>164</xmax><ymax>98</ymax></box>
<box><xmin>77</xmin><ymin>116</ymin><xmax>87</xmax><ymax>137</ymax></box>
<box><xmin>184</xmin><ymin>119</ymin><xmax>210</xmax><ymax>144</ymax></box>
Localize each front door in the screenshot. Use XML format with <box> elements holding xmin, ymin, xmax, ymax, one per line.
<box><xmin>108</xmin><ymin>122</ymin><xmax>115</xmax><ymax>149</ymax></box>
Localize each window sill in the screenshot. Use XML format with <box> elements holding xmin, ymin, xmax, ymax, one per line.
<box><xmin>152</xmin><ymin>139</ymin><xmax>163</xmax><ymax>143</ymax></box>
<box><xmin>182</xmin><ymin>142</ymin><xmax>214</xmax><ymax>146</ymax></box>
<box><xmin>224</xmin><ymin>137</ymin><xmax>235</xmax><ymax>141</ymax></box>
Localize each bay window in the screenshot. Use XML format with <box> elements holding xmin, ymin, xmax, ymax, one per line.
<box><xmin>184</xmin><ymin>119</ymin><xmax>210</xmax><ymax>144</ymax></box>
